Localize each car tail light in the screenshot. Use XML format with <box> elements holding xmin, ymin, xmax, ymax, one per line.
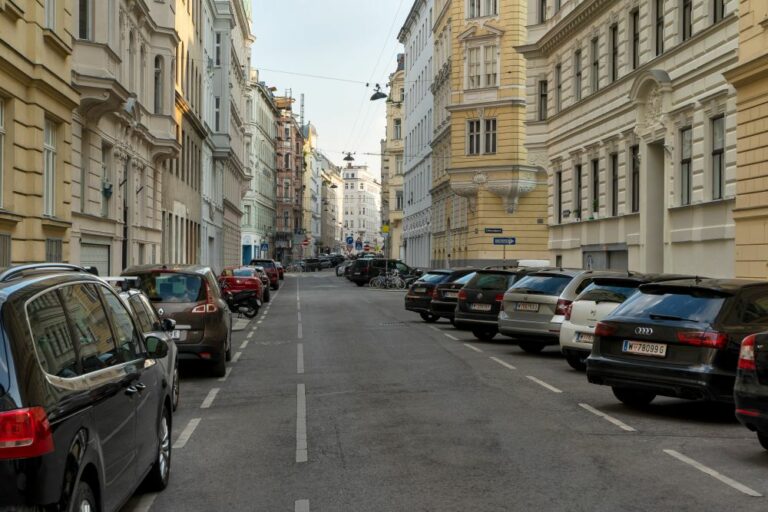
<box><xmin>458</xmin><ymin>290</ymin><xmax>468</xmax><ymax>301</ymax></box>
<box><xmin>738</xmin><ymin>335</ymin><xmax>757</xmax><ymax>371</ymax></box>
<box><xmin>192</xmin><ymin>282</ymin><xmax>218</xmax><ymax>314</ymax></box>
<box><xmin>676</xmin><ymin>331</ymin><xmax>728</xmax><ymax>350</ymax></box>
<box><xmin>595</xmin><ymin>322</ymin><xmax>616</xmax><ymax>337</ymax></box>
<box><xmin>736</xmin><ymin>408</ymin><xmax>761</xmax><ymax>417</ymax></box>
<box><xmin>495</xmin><ymin>293</ymin><xmax>504</xmax><ymax>302</ymax></box>
<box><xmin>563</xmin><ymin>302</ymin><xmax>574</xmax><ymax>321</ymax></box>
<box><xmin>555</xmin><ymin>299</ymin><xmax>572</xmax><ymax>317</ymax></box>
<box><xmin>0</xmin><ymin>407</ymin><xmax>54</xmax><ymax>460</ymax></box>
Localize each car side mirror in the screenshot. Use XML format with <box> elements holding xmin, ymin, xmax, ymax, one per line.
<box><xmin>146</xmin><ymin>336</ymin><xmax>169</xmax><ymax>359</ymax></box>
<box><xmin>161</xmin><ymin>317</ymin><xmax>176</xmax><ymax>332</ymax></box>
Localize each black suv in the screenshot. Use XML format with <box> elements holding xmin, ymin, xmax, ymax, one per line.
<box><xmin>348</xmin><ymin>259</ymin><xmax>415</xmax><ymax>286</ymax></box>
<box><xmin>588</xmin><ymin>278</ymin><xmax>768</xmax><ymax>406</ymax></box>
<box><xmin>0</xmin><ymin>264</ymin><xmax>173</xmax><ymax>511</ymax></box>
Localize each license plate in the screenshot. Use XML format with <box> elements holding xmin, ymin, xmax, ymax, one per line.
<box><xmin>171</xmin><ymin>330</ymin><xmax>181</xmax><ymax>340</ymax></box>
<box><xmin>445</xmin><ymin>291</ymin><xmax>458</xmax><ymax>298</ymax></box>
<box><xmin>414</xmin><ymin>287</ymin><xmax>426</xmax><ymax>293</ymax></box>
<box><xmin>471</xmin><ymin>303</ymin><xmax>492</xmax><ymax>311</ymax></box>
<box><xmin>576</xmin><ymin>332</ymin><xmax>594</xmax><ymax>343</ymax></box>
<box><xmin>515</xmin><ymin>302</ymin><xmax>539</xmax><ymax>312</ymax></box>
<box><xmin>622</xmin><ymin>340</ymin><xmax>667</xmax><ymax>358</ymax></box>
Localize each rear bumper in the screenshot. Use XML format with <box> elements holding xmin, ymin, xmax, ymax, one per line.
<box><xmin>559</xmin><ymin>320</ymin><xmax>595</xmax><ymax>351</ymax></box>
<box><xmin>177</xmin><ymin>343</ymin><xmax>226</xmax><ymax>362</ymax></box>
<box><xmin>586</xmin><ymin>355</ymin><xmax>735</xmax><ymax>402</ymax></box>
<box><xmin>405</xmin><ymin>296</ymin><xmax>432</xmax><ymax>313</ymax></box>
<box><xmin>431</xmin><ymin>300</ymin><xmax>457</xmax><ymax>317</ymax></box>
<box><xmin>454</xmin><ymin>311</ymin><xmax>498</xmax><ymax>327</ymax></box>
<box><xmin>498</xmin><ymin>314</ymin><xmax>560</xmax><ymax>341</ymax></box>
<box><xmin>734</xmin><ymin>378</ymin><xmax>768</xmax><ymax>433</ymax></box>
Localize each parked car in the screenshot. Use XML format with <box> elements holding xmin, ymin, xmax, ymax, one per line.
<box><xmin>219</xmin><ymin>266</ymin><xmax>265</xmax><ymax>304</ymax></box>
<box><xmin>735</xmin><ymin>331</ymin><xmax>768</xmax><ymax>450</ymax></box>
<box><xmin>348</xmin><ymin>258</ymin><xmax>416</xmax><ymax>286</ymax></box>
<box><xmin>337</xmin><ymin>259</ymin><xmax>353</xmax><ymax>277</ymax></box>
<box><xmin>252</xmin><ymin>266</ymin><xmax>271</xmax><ymax>302</ymax></box>
<box><xmin>455</xmin><ymin>268</ymin><xmax>540</xmax><ymax>341</ymax></box>
<box><xmin>430</xmin><ymin>270</ymin><xmax>478</xmax><ymax>324</ymax></box>
<box><xmin>0</xmin><ymin>264</ymin><xmax>173</xmax><ymax>512</ymax></box>
<box><xmin>249</xmin><ymin>259</ymin><xmax>280</xmax><ymax>289</ymax></box>
<box><xmin>275</xmin><ymin>262</ymin><xmax>285</xmax><ymax>280</ymax></box>
<box><xmin>587</xmin><ymin>278</ymin><xmax>768</xmax><ymax>406</ymax></box>
<box><xmin>318</xmin><ymin>256</ymin><xmax>333</xmax><ymax>269</ymax></box>
<box><xmin>123</xmin><ymin>264</ymin><xmax>232</xmax><ymax>377</ymax></box>
<box><xmin>499</xmin><ymin>269</ymin><xmax>622</xmax><ymax>353</ymax></box>
<box><xmin>302</xmin><ymin>258</ymin><xmax>321</xmax><ymax>272</ymax></box>
<box><xmin>404</xmin><ymin>270</ymin><xmax>454</xmax><ymax>322</ymax></box>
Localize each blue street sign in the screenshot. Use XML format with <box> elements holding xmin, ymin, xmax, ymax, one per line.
<box><xmin>493</xmin><ymin>237</ymin><xmax>517</xmax><ymax>246</ymax></box>
<box><xmin>355</xmin><ymin>242</ymin><xmax>363</xmax><ymax>251</ymax></box>
<box><xmin>346</xmin><ymin>236</ymin><xmax>354</xmax><ymax>245</ymax></box>
<box><xmin>260</xmin><ymin>243</ymin><xmax>269</xmax><ymax>252</ymax></box>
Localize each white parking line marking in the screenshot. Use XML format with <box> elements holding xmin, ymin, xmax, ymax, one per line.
<box><xmin>463</xmin><ymin>343</ymin><xmax>483</xmax><ymax>353</ymax></box>
<box><xmin>298</xmin><ymin>323</ymin><xmax>303</xmax><ymax>339</ymax></box>
<box><xmin>663</xmin><ymin>449</ymin><xmax>762</xmax><ymax>497</ymax></box>
<box><xmin>526</xmin><ymin>375</ymin><xmax>562</xmax><ymax>393</ymax></box>
<box><xmin>241</xmin><ymin>339</ymin><xmax>250</xmax><ymax>349</ymax></box>
<box><xmin>130</xmin><ymin>493</ymin><xmax>158</xmax><ymax>512</ymax></box>
<box><xmin>429</xmin><ymin>326</ymin><xmax>441</xmax><ymax>332</ymax></box>
<box><xmin>232</xmin><ymin>351</ymin><xmax>242</xmax><ymax>363</ymax></box>
<box><xmin>297</xmin><ymin>343</ymin><xmax>304</xmax><ymax>374</ymax></box>
<box><xmin>490</xmin><ymin>356</ymin><xmax>516</xmax><ymax>370</ymax></box>
<box><xmin>218</xmin><ymin>367</ymin><xmax>232</xmax><ymax>382</ymax></box>
<box><xmin>444</xmin><ymin>333</ymin><xmax>459</xmax><ymax>341</ymax></box>
<box><xmin>200</xmin><ymin>388</ymin><xmax>220</xmax><ymax>409</ymax></box>
<box><xmin>296</xmin><ymin>384</ymin><xmax>308</xmax><ymax>463</ymax></box>
<box><xmin>295</xmin><ymin>500</ymin><xmax>310</xmax><ymax>512</ymax></box>
<box><xmin>579</xmin><ymin>403</ymin><xmax>636</xmax><ymax>432</ymax></box>
<box><xmin>173</xmin><ymin>418</ymin><xmax>201</xmax><ymax>449</ymax></box>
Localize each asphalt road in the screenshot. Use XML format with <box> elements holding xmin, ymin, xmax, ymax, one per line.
<box><xmin>124</xmin><ymin>271</ymin><xmax>768</xmax><ymax>512</ymax></box>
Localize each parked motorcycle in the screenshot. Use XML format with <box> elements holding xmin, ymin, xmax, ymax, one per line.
<box><xmin>223</xmin><ymin>288</ymin><xmax>261</xmax><ymax>318</ymax></box>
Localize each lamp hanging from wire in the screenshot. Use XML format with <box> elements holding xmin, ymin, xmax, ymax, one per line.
<box><xmin>370</xmin><ymin>83</ymin><xmax>387</xmax><ymax>101</ymax></box>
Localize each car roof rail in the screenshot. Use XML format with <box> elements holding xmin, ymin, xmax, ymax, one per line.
<box><xmin>102</xmin><ymin>276</ymin><xmax>139</xmax><ymax>292</ymax></box>
<box><xmin>0</xmin><ymin>263</ymin><xmax>98</xmax><ymax>283</ymax></box>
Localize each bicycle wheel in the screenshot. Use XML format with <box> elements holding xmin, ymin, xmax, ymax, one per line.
<box><xmin>369</xmin><ymin>276</ymin><xmax>381</xmax><ymax>288</ymax></box>
<box><xmin>395</xmin><ymin>277</ymin><xmax>407</xmax><ymax>289</ymax></box>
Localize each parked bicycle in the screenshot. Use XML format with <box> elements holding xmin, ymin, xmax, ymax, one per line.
<box><xmin>369</xmin><ymin>270</ymin><xmax>406</xmax><ymax>289</ymax></box>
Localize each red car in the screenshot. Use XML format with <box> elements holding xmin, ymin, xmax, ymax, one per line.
<box><xmin>219</xmin><ymin>267</ymin><xmax>264</xmax><ymax>302</ymax></box>
<box><xmin>276</xmin><ymin>262</ymin><xmax>285</xmax><ymax>280</ymax></box>
<box><xmin>249</xmin><ymin>259</ymin><xmax>280</xmax><ymax>290</ymax></box>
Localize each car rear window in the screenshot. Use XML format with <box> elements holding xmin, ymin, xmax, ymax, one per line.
<box><xmin>577</xmin><ymin>280</ymin><xmax>641</xmax><ymax>303</ymax></box>
<box><xmin>251</xmin><ymin>260</ymin><xmax>276</xmax><ymax>269</ymax></box>
<box><xmin>468</xmin><ymin>273</ymin><xmax>513</xmax><ymax>290</ymax></box>
<box><xmin>511</xmin><ymin>274</ymin><xmax>573</xmax><ymax>296</ymax></box>
<box><xmin>417</xmin><ymin>273</ymin><xmax>451</xmax><ymax>284</ymax></box>
<box><xmin>612</xmin><ymin>288</ymin><xmax>726</xmax><ymax>323</ymax></box>
<box><xmin>133</xmin><ymin>272</ymin><xmax>206</xmax><ymax>303</ymax></box>
<box><xmin>454</xmin><ymin>272</ymin><xmax>476</xmax><ymax>285</ymax></box>
<box><xmin>233</xmin><ymin>269</ymin><xmax>254</xmax><ymax>277</ymax></box>
<box><xmin>0</xmin><ymin>315</ymin><xmax>10</xmax><ymax>397</ymax></box>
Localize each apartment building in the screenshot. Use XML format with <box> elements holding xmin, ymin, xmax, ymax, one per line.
<box><xmin>274</xmin><ymin>95</ymin><xmax>305</xmax><ymax>264</ymax></box>
<box><xmin>381</xmin><ymin>56</ymin><xmax>405</xmax><ymax>259</ymax></box>
<box><xmin>343</xmin><ymin>165</ymin><xmax>382</xmax><ymax>251</ymax></box>
<box><xmin>519</xmin><ymin>0</ymin><xmax>738</xmax><ymax>275</ymax></box>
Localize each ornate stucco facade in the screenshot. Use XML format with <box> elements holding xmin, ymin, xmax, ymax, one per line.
<box><xmin>381</xmin><ymin>57</ymin><xmax>405</xmax><ymax>259</ymax></box>
<box><xmin>520</xmin><ymin>0</ymin><xmax>738</xmax><ymax>275</ymax></box>
<box><xmin>274</xmin><ymin>95</ymin><xmax>305</xmax><ymax>264</ymax></box>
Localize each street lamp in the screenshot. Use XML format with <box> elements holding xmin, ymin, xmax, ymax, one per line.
<box><xmin>343</xmin><ymin>152</ymin><xmax>355</xmax><ymax>162</ymax></box>
<box><xmin>370</xmin><ymin>84</ymin><xmax>387</xmax><ymax>101</ymax></box>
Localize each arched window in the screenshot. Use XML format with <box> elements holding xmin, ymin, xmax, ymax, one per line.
<box><xmin>154</xmin><ymin>56</ymin><xmax>164</xmax><ymax>114</ymax></box>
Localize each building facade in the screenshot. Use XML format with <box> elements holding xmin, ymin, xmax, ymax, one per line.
<box><xmin>343</xmin><ymin>165</ymin><xmax>382</xmax><ymax>252</ymax></box>
<box><xmin>302</xmin><ymin>123</ymin><xmax>322</xmax><ymax>256</ymax></box>
<box><xmin>725</xmin><ymin>0</ymin><xmax>768</xmax><ymax>279</ymax></box>
<box><xmin>274</xmin><ymin>95</ymin><xmax>305</xmax><ymax>264</ymax></box>
<box><xmin>0</xmin><ymin>0</ymin><xmax>79</xmax><ymax>266</ymax></box>
<box><xmin>320</xmin><ymin>163</ymin><xmax>343</xmax><ymax>254</ymax></box>
<box><xmin>381</xmin><ymin>57</ymin><xmax>405</xmax><ymax>260</ymax></box>
<box><xmin>399</xmin><ymin>0</ymin><xmax>434</xmax><ymax>268</ymax></box>
<box><xmin>520</xmin><ymin>0</ymin><xmax>738</xmax><ymax>276</ymax></box>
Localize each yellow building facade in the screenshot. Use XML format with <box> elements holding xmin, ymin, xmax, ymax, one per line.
<box><xmin>382</xmin><ymin>63</ymin><xmax>405</xmax><ymax>259</ymax></box>
<box><xmin>725</xmin><ymin>1</ymin><xmax>768</xmax><ymax>279</ymax></box>
<box><xmin>0</xmin><ymin>1</ymin><xmax>80</xmax><ymax>265</ymax></box>
<box><xmin>433</xmin><ymin>0</ymin><xmax>548</xmax><ymax>267</ymax></box>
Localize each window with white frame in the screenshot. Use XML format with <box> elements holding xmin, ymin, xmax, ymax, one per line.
<box><xmin>468</xmin><ymin>47</ymin><xmax>481</xmax><ymax>88</ymax></box>
<box><xmin>711</xmin><ymin>115</ymin><xmax>725</xmax><ymax>200</ymax></box>
<box><xmin>394</xmin><ymin>119</ymin><xmax>402</xmax><ymax>139</ymax></box>
<box><xmin>591</xmin><ymin>37</ymin><xmax>599</xmax><ymax>93</ymax></box>
<box><xmin>591</xmin><ymin>158</ymin><xmax>599</xmax><ymax>214</ymax></box>
<box><xmin>154</xmin><ymin>56</ymin><xmax>164</xmax><ymax>114</ymax></box>
<box><xmin>680</xmin><ymin>126</ymin><xmax>692</xmax><ymax>205</ymax></box>
<box><xmin>682</xmin><ymin>0</ymin><xmax>693</xmax><ymax>42</ymax></box>
<box><xmin>655</xmin><ymin>0</ymin><xmax>665</xmax><ymax>55</ymax></box>
<box><xmin>554</xmin><ymin>64</ymin><xmax>562</xmax><ymax>112</ymax></box>
<box><xmin>484</xmin><ymin>45</ymin><xmax>498</xmax><ymax>87</ymax></box>
<box><xmin>467</xmin><ymin>120</ymin><xmax>481</xmax><ymax>155</ymax></box>
<box><xmin>215</xmin><ymin>33</ymin><xmax>222</xmax><ymax>66</ymax></box>
<box><xmin>555</xmin><ymin>170</ymin><xmax>563</xmax><ymax>224</ymax></box>
<box><xmin>610</xmin><ymin>153</ymin><xmax>619</xmax><ymax>216</ymax></box>
<box><xmin>484</xmin><ymin>119</ymin><xmax>497</xmax><ymax>154</ymax></box>
<box><xmin>538</xmin><ymin>80</ymin><xmax>548</xmax><ymax>121</ymax></box>
<box><xmin>713</xmin><ymin>0</ymin><xmax>725</xmax><ymax>23</ymax></box>
<box><xmin>610</xmin><ymin>24</ymin><xmax>618</xmax><ymax>82</ymax></box>
<box><xmin>45</xmin><ymin>0</ymin><xmax>55</xmax><ymax>30</ymax></box>
<box><xmin>631</xmin><ymin>9</ymin><xmax>640</xmax><ymax>69</ymax></box>
<box><xmin>631</xmin><ymin>145</ymin><xmax>640</xmax><ymax>212</ymax></box>
<box><xmin>214</xmin><ymin>97</ymin><xmax>220</xmax><ymax>131</ymax></box>
<box><xmin>574</xmin><ymin>164</ymin><xmax>583</xmax><ymax>217</ymax></box>
<box><xmin>468</xmin><ymin>0</ymin><xmax>497</xmax><ymax>18</ymax></box>
<box><xmin>574</xmin><ymin>49</ymin><xmax>582</xmax><ymax>102</ymax></box>
<box><xmin>43</xmin><ymin>119</ymin><xmax>57</xmax><ymax>217</ymax></box>
<box><xmin>78</xmin><ymin>0</ymin><xmax>92</xmax><ymax>40</ymax></box>
<box><xmin>539</xmin><ymin>0</ymin><xmax>547</xmax><ymax>23</ymax></box>
<box><xmin>0</xmin><ymin>99</ymin><xmax>4</xmax><ymax>209</ymax></box>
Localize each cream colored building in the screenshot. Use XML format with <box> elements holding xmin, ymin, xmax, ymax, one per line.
<box><xmin>432</xmin><ymin>0</ymin><xmax>549</xmax><ymax>268</ymax></box>
<box><xmin>519</xmin><ymin>0</ymin><xmax>738</xmax><ymax>275</ymax></box>
<box><xmin>70</xmin><ymin>0</ymin><xmax>179</xmax><ymax>275</ymax></box>
<box><xmin>381</xmin><ymin>58</ymin><xmax>405</xmax><ymax>259</ymax></box>
<box><xmin>725</xmin><ymin>1</ymin><xmax>768</xmax><ymax>279</ymax></box>
<box><xmin>0</xmin><ymin>0</ymin><xmax>80</xmax><ymax>265</ymax></box>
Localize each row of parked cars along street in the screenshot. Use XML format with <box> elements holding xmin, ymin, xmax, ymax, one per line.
<box><xmin>400</xmin><ymin>262</ymin><xmax>768</xmax><ymax>452</ymax></box>
<box><xmin>0</xmin><ymin>259</ymin><xmax>283</xmax><ymax>511</ymax></box>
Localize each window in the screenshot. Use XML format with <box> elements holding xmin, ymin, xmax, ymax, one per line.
<box><xmin>484</xmin><ymin>45</ymin><xmax>497</xmax><ymax>87</ymax></box>
<box><xmin>214</xmin><ymin>97</ymin><xmax>220</xmax><ymax>131</ymax></box>
<box><xmin>43</xmin><ymin>119</ymin><xmax>56</xmax><ymax>217</ymax></box>
<box><xmin>610</xmin><ymin>24</ymin><xmax>618</xmax><ymax>82</ymax></box>
<box><xmin>485</xmin><ymin>0</ymin><xmax>498</xmax><ymax>16</ymax></box>
<box><xmin>712</xmin><ymin>115</ymin><xmax>725</xmax><ymax>200</ymax></box>
<box><xmin>45</xmin><ymin>0</ymin><xmax>55</xmax><ymax>29</ymax></box>
<box><xmin>539</xmin><ymin>0</ymin><xmax>547</xmax><ymax>23</ymax></box>
<box><xmin>574</xmin><ymin>164</ymin><xmax>583</xmax><ymax>217</ymax></box>
<box><xmin>591</xmin><ymin>159</ymin><xmax>599</xmax><ymax>214</ymax></box>
<box><xmin>468</xmin><ymin>0</ymin><xmax>480</xmax><ymax>18</ymax></box>
<box><xmin>538</xmin><ymin>81</ymin><xmax>548</xmax><ymax>121</ymax></box>
<box><xmin>78</xmin><ymin>0</ymin><xmax>91</xmax><ymax>40</ymax></box>
<box><xmin>631</xmin><ymin>145</ymin><xmax>640</xmax><ymax>212</ymax></box>
<box><xmin>154</xmin><ymin>56</ymin><xmax>164</xmax><ymax>114</ymax></box>
<box><xmin>468</xmin><ymin>0</ymin><xmax>497</xmax><ymax>17</ymax></box>
<box><xmin>591</xmin><ymin>37</ymin><xmax>599</xmax><ymax>93</ymax></box>
<box><xmin>713</xmin><ymin>0</ymin><xmax>725</xmax><ymax>23</ymax></box>
<box><xmin>0</xmin><ymin>99</ymin><xmax>4</xmax><ymax>209</ymax></box>
<box><xmin>554</xmin><ymin>0</ymin><xmax>561</xmax><ymax>11</ymax></box>
<box><xmin>396</xmin><ymin>156</ymin><xmax>403</xmax><ymax>175</ymax></box>
<box><xmin>468</xmin><ymin>47</ymin><xmax>481</xmax><ymax>88</ymax></box>
<box><xmin>484</xmin><ymin>118</ymin><xmax>497</xmax><ymax>154</ymax></box>
<box><xmin>467</xmin><ymin>120</ymin><xmax>481</xmax><ymax>155</ymax></box>
<box><xmin>574</xmin><ymin>50</ymin><xmax>582</xmax><ymax>101</ymax></box>
<box><xmin>284</xmin><ymin>153</ymin><xmax>291</xmax><ymax>169</ymax></box>
<box><xmin>610</xmin><ymin>153</ymin><xmax>619</xmax><ymax>216</ymax></box>
<box><xmin>555</xmin><ymin>170</ymin><xmax>563</xmax><ymax>224</ymax></box>
<box><xmin>129</xmin><ymin>295</ymin><xmax>159</xmax><ymax>333</ymax></box>
<box><xmin>396</xmin><ymin>191</ymin><xmax>403</xmax><ymax>210</ymax></box>
<box><xmin>394</xmin><ymin>119</ymin><xmax>402</xmax><ymax>139</ymax></box>
<box><xmin>28</xmin><ymin>291</ymin><xmax>78</xmax><ymax>378</ymax></box>
<box><xmin>680</xmin><ymin>126</ymin><xmax>692</xmax><ymax>205</ymax></box>
<box><xmin>656</xmin><ymin>0</ymin><xmax>665</xmax><ymax>56</ymax></box>
<box><xmin>101</xmin><ymin>289</ymin><xmax>142</xmax><ymax>363</ymax></box>
<box><xmin>215</xmin><ymin>32</ymin><xmax>222</xmax><ymax>66</ymax></box>
<box><xmin>631</xmin><ymin>10</ymin><xmax>640</xmax><ymax>69</ymax></box>
<box><xmin>58</xmin><ymin>284</ymin><xmax>116</xmax><ymax>373</ymax></box>
<box><xmin>554</xmin><ymin>64</ymin><xmax>562</xmax><ymax>112</ymax></box>
<box><xmin>682</xmin><ymin>0</ymin><xmax>693</xmax><ymax>41</ymax></box>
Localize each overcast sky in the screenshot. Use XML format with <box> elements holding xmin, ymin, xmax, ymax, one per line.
<box><xmin>251</xmin><ymin>0</ymin><xmax>410</xmax><ymax>179</ymax></box>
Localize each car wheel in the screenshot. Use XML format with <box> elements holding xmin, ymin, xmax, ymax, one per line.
<box><xmin>420</xmin><ymin>312</ymin><xmax>439</xmax><ymax>323</ymax></box>
<box><xmin>172</xmin><ymin>362</ymin><xmax>180</xmax><ymax>411</ymax></box>
<box><xmin>612</xmin><ymin>387</ymin><xmax>655</xmax><ymax>407</ymax></box>
<box><xmin>144</xmin><ymin>406</ymin><xmax>172</xmax><ymax>491</ymax></box>
<box><xmin>472</xmin><ymin>328</ymin><xmax>496</xmax><ymax>341</ymax></box>
<box><xmin>757</xmin><ymin>431</ymin><xmax>768</xmax><ymax>451</ymax></box>
<box><xmin>355</xmin><ymin>281</ymin><xmax>365</xmax><ymax>287</ymax></box>
<box><xmin>272</xmin><ymin>282</ymin><xmax>280</xmax><ymax>290</ymax></box>
<box><xmin>564</xmin><ymin>351</ymin><xmax>587</xmax><ymax>371</ymax></box>
<box><xmin>225</xmin><ymin>335</ymin><xmax>232</xmax><ymax>362</ymax></box>
<box><xmin>518</xmin><ymin>341</ymin><xmax>545</xmax><ymax>354</ymax></box>
<box><xmin>264</xmin><ymin>289</ymin><xmax>271</xmax><ymax>303</ymax></box>
<box><xmin>69</xmin><ymin>479</ymin><xmax>97</xmax><ymax>512</ymax></box>
<box><xmin>211</xmin><ymin>354</ymin><xmax>226</xmax><ymax>377</ymax></box>
<box><xmin>449</xmin><ymin>317</ymin><xmax>455</xmax><ymax>325</ymax></box>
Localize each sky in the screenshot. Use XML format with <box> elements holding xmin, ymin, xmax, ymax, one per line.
<box><xmin>251</xmin><ymin>0</ymin><xmax>411</xmax><ymax>179</ymax></box>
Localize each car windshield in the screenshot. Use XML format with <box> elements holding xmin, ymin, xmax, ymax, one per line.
<box><xmin>611</xmin><ymin>289</ymin><xmax>726</xmax><ymax>323</ymax></box>
<box><xmin>233</xmin><ymin>269</ymin><xmax>254</xmax><ymax>277</ymax></box>
<box><xmin>511</xmin><ymin>274</ymin><xmax>573</xmax><ymax>295</ymax></box>
<box><xmin>417</xmin><ymin>273</ymin><xmax>451</xmax><ymax>284</ymax></box>
<box><xmin>577</xmin><ymin>281</ymin><xmax>641</xmax><ymax>303</ymax></box>
<box><xmin>252</xmin><ymin>260</ymin><xmax>275</xmax><ymax>269</ymax></box>
<box><xmin>133</xmin><ymin>272</ymin><xmax>205</xmax><ymax>303</ymax></box>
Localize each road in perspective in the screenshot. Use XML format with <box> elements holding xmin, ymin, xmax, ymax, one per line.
<box><xmin>125</xmin><ymin>272</ymin><xmax>768</xmax><ymax>512</ymax></box>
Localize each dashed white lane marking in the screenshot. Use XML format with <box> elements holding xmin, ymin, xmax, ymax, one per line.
<box><xmin>173</xmin><ymin>418</ymin><xmax>201</xmax><ymax>449</ymax></box>
<box><xmin>444</xmin><ymin>333</ymin><xmax>459</xmax><ymax>341</ymax></box>
<box><xmin>298</xmin><ymin>311</ymin><xmax>302</xmax><ymax>322</ymax></box>
<box><xmin>463</xmin><ymin>343</ymin><xmax>483</xmax><ymax>353</ymax></box>
<box><xmin>663</xmin><ymin>449</ymin><xmax>762</xmax><ymax>497</ymax></box>
<box><xmin>129</xmin><ymin>493</ymin><xmax>157</xmax><ymax>512</ymax></box>
<box><xmin>526</xmin><ymin>375</ymin><xmax>563</xmax><ymax>393</ymax></box>
<box><xmin>218</xmin><ymin>367</ymin><xmax>232</xmax><ymax>382</ymax></box>
<box><xmin>490</xmin><ymin>356</ymin><xmax>516</xmax><ymax>371</ymax></box>
<box><xmin>296</xmin><ymin>384</ymin><xmax>308</xmax><ymax>463</ymax></box>
<box><xmin>429</xmin><ymin>326</ymin><xmax>441</xmax><ymax>332</ymax></box>
<box><xmin>246</xmin><ymin>331</ymin><xmax>254</xmax><ymax>339</ymax></box>
<box><xmin>232</xmin><ymin>351</ymin><xmax>242</xmax><ymax>363</ymax></box>
<box><xmin>257</xmin><ymin>320</ymin><xmax>263</xmax><ymax>324</ymax></box>
<box><xmin>297</xmin><ymin>343</ymin><xmax>304</xmax><ymax>374</ymax></box>
<box><xmin>241</xmin><ymin>338</ymin><xmax>250</xmax><ymax>349</ymax></box>
<box><xmin>297</xmin><ymin>301</ymin><xmax>301</xmax><ymax>311</ymax></box>
<box><xmin>579</xmin><ymin>403</ymin><xmax>636</xmax><ymax>432</ymax></box>
<box><xmin>295</xmin><ymin>500</ymin><xmax>310</xmax><ymax>512</ymax></box>
<box><xmin>200</xmin><ymin>388</ymin><xmax>220</xmax><ymax>409</ymax></box>
<box><xmin>298</xmin><ymin>323</ymin><xmax>303</xmax><ymax>339</ymax></box>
